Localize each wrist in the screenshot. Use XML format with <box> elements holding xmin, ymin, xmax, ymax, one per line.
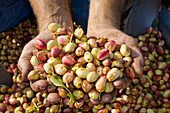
<box><xmin>29</xmin><ymin>0</ymin><xmax>73</xmax><ymax>33</ymax></box>
<box><xmin>87</xmin><ymin>0</ymin><xmax>125</xmax><ymax>32</ymax></box>
<box><xmin>39</xmin><ymin>11</ymin><xmax>73</xmax><ymax>33</ymax></box>
<box><xmin>39</xmin><ymin>8</ymin><xmax>73</xmax><ymax>33</ymax></box>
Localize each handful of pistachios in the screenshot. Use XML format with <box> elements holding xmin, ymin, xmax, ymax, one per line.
<box><xmin>28</xmin><ymin>23</ymin><xmax>135</xmax><ymax>112</ymax></box>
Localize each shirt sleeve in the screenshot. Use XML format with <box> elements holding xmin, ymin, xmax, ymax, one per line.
<box><xmin>0</xmin><ymin>0</ymin><xmax>33</xmax><ymax>32</ymax></box>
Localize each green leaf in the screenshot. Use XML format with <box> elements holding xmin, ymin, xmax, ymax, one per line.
<box><xmin>50</xmin><ymin>75</ymin><xmax>75</xmax><ymax>105</ymax></box>
<box><xmin>50</xmin><ymin>76</ymin><xmax>65</xmax><ymax>87</ymax></box>
<box><xmin>66</xmin><ymin>90</ymin><xmax>75</xmax><ymax>105</ymax></box>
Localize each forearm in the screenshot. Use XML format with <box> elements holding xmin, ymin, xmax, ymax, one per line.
<box><xmin>29</xmin><ymin>0</ymin><xmax>73</xmax><ymax>33</ymax></box>
<box><xmin>88</xmin><ymin>0</ymin><xmax>126</xmax><ymax>30</ymax></box>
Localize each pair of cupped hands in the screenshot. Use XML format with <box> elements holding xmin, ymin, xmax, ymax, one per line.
<box><xmin>18</xmin><ymin>23</ymin><xmax>144</xmax><ymax>90</ymax></box>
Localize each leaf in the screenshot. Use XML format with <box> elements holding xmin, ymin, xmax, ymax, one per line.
<box><xmin>50</xmin><ymin>76</ymin><xmax>65</xmax><ymax>87</ymax></box>
<box><xmin>50</xmin><ymin>75</ymin><xmax>75</xmax><ymax>105</ymax></box>
<box><xmin>66</xmin><ymin>90</ymin><xmax>75</xmax><ymax>105</ymax></box>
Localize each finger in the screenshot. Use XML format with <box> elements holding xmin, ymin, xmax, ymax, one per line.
<box><xmin>131</xmin><ymin>57</ymin><xmax>143</xmax><ymax>78</ymax></box>
<box><xmin>113</xmin><ymin>77</ymin><xmax>131</xmax><ymax>89</ymax></box>
<box><xmin>18</xmin><ymin>41</ymin><xmax>34</xmax><ymax>80</ymax></box>
<box><xmin>18</xmin><ymin>59</ymin><xmax>33</xmax><ymax>81</ymax></box>
<box><xmin>131</xmin><ymin>48</ymin><xmax>144</xmax><ymax>78</ymax></box>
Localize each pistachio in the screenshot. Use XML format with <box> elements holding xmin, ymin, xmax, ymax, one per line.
<box><xmin>91</xmin><ymin>48</ymin><xmax>101</xmax><ymax>58</ymax></box>
<box><xmin>50</xmin><ymin>105</ymin><xmax>59</xmax><ymax>113</ymax></box>
<box><xmin>47</xmin><ymin>93</ymin><xmax>60</xmax><ymax>104</ymax></box>
<box><xmin>48</xmin><ymin>23</ymin><xmax>60</xmax><ymax>32</ymax></box>
<box><xmin>80</xmin><ymin>35</ymin><xmax>88</xmax><ymax>42</ymax></box>
<box><xmin>86</xmin><ymin>63</ymin><xmax>96</xmax><ymax>71</ymax></box>
<box><xmin>93</xmin><ymin>58</ymin><xmax>101</xmax><ymax>66</ymax></box>
<box><xmin>111</xmin><ymin>60</ymin><xmax>124</xmax><ymax>68</ymax></box>
<box><xmin>27</xmin><ymin>70</ymin><xmax>39</xmax><ymax>82</ymax></box>
<box><xmin>73</xmin><ymin>90</ymin><xmax>84</xmax><ymax>100</ymax></box>
<box><xmin>79</xmin><ymin>42</ymin><xmax>90</xmax><ymax>51</ymax></box>
<box><xmin>113</xmin><ymin>51</ymin><xmax>123</xmax><ymax>60</ymax></box>
<box><xmin>65</xmin><ymin>42</ymin><xmax>77</xmax><ymax>53</ymax></box>
<box><xmin>76</xmin><ymin>68</ymin><xmax>90</xmax><ymax>78</ymax></box>
<box><xmin>104</xmin><ymin>40</ymin><xmax>116</xmax><ymax>51</ymax></box>
<box><xmin>88</xmin><ymin>89</ymin><xmax>100</xmax><ymax>100</ymax></box>
<box><xmin>106</xmin><ymin>68</ymin><xmax>121</xmax><ymax>81</ymax></box>
<box><xmin>123</xmin><ymin>57</ymin><xmax>132</xmax><ymax>68</ymax></box>
<box><xmin>97</xmin><ymin>49</ymin><xmax>109</xmax><ymax>60</ymax></box>
<box><xmin>102</xmin><ymin>59</ymin><xmax>111</xmax><ymax>67</ymax></box>
<box><xmin>63</xmin><ymin>71</ymin><xmax>74</xmax><ymax>84</ymax></box>
<box><xmin>109</xmin><ymin>51</ymin><xmax>114</xmax><ymax>59</ymax></box>
<box><xmin>34</xmin><ymin>64</ymin><xmax>44</xmax><ymax>72</ymax></box>
<box><xmin>58</xmin><ymin>87</ymin><xmax>68</xmax><ymax>98</ymax></box>
<box><xmin>105</xmin><ymin>82</ymin><xmax>114</xmax><ymax>93</ymax></box>
<box><xmin>62</xmin><ymin>55</ymin><xmax>75</xmax><ymax>66</ymax></box>
<box><xmin>78</xmin><ymin>57</ymin><xmax>86</xmax><ymax>65</ymax></box>
<box><xmin>87</xmin><ymin>38</ymin><xmax>97</xmax><ymax>48</ymax></box>
<box><xmin>44</xmin><ymin>63</ymin><xmax>54</xmax><ymax>74</ymax></box>
<box><xmin>57</xmin><ymin>35</ymin><xmax>69</xmax><ymax>46</ymax></box>
<box><xmin>86</xmin><ymin>71</ymin><xmax>99</xmax><ymax>82</ymax></box>
<box><xmin>96</xmin><ymin>66</ymin><xmax>103</xmax><ymax>76</ymax></box>
<box><xmin>34</xmin><ymin>39</ymin><xmax>46</xmax><ymax>50</ymax></box>
<box><xmin>101</xmin><ymin>93</ymin><xmax>113</xmax><ymax>103</ymax></box>
<box><xmin>30</xmin><ymin>56</ymin><xmax>38</xmax><ymax>67</ymax></box>
<box><xmin>74</xmin><ymin>28</ymin><xmax>84</xmax><ymax>39</ymax></box>
<box><xmin>36</xmin><ymin>50</ymin><xmax>47</xmax><ymax>61</ymax></box>
<box><xmin>125</xmin><ymin>67</ymin><xmax>135</xmax><ymax>80</ymax></box>
<box><xmin>72</xmin><ymin>63</ymin><xmax>83</xmax><ymax>72</ymax></box>
<box><xmin>103</xmin><ymin>67</ymin><xmax>110</xmax><ymax>75</ymax></box>
<box><xmin>84</xmin><ymin>51</ymin><xmax>93</xmax><ymax>63</ymax></box>
<box><xmin>51</xmin><ymin>46</ymin><xmax>60</xmax><ymax>58</ymax></box>
<box><xmin>74</xmin><ymin>100</ymin><xmax>84</xmax><ymax>108</ymax></box>
<box><xmin>95</xmin><ymin>76</ymin><xmax>107</xmax><ymax>92</ymax></box>
<box><xmin>54</xmin><ymin>64</ymin><xmax>67</xmax><ymax>75</ymax></box>
<box><xmin>82</xmin><ymin>80</ymin><xmax>93</xmax><ymax>93</ymax></box>
<box><xmin>47</xmin><ymin>40</ymin><xmax>58</xmax><ymax>50</ymax></box>
<box><xmin>75</xmin><ymin>47</ymin><xmax>84</xmax><ymax>56</ymax></box>
<box><xmin>47</xmin><ymin>57</ymin><xmax>61</xmax><ymax>66</ymax></box>
<box><xmin>73</xmin><ymin>76</ymin><xmax>83</xmax><ymax>89</ymax></box>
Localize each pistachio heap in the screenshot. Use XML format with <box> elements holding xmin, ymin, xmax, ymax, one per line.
<box><xmin>112</xmin><ymin>18</ymin><xmax>170</xmax><ymax>113</ymax></box>
<box><xmin>0</xmin><ymin>17</ymin><xmax>38</xmax><ymax>78</ymax></box>
<box><xmin>26</xmin><ymin>23</ymin><xmax>135</xmax><ymax>112</ymax></box>
<box><xmin>1</xmin><ymin>16</ymin><xmax>169</xmax><ymax>112</ymax></box>
<box><xmin>123</xmin><ymin>23</ymin><xmax>170</xmax><ymax>112</ymax></box>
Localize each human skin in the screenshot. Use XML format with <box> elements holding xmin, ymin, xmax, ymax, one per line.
<box><xmin>18</xmin><ymin>0</ymin><xmax>73</xmax><ymax>80</ymax></box>
<box><xmin>18</xmin><ymin>0</ymin><xmax>144</xmax><ymax>89</ymax></box>
<box><xmin>87</xmin><ymin>0</ymin><xmax>144</xmax><ymax>89</ymax></box>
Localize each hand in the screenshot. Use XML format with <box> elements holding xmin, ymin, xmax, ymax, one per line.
<box><xmin>87</xmin><ymin>27</ymin><xmax>144</xmax><ymax>89</ymax></box>
<box><xmin>17</xmin><ymin>30</ymin><xmax>53</xmax><ymax>81</ymax></box>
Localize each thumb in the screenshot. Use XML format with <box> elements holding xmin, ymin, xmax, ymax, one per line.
<box><xmin>18</xmin><ymin>40</ymin><xmax>34</xmax><ymax>80</ymax></box>
<box><xmin>113</xmin><ymin>77</ymin><xmax>131</xmax><ymax>89</ymax></box>
<box><xmin>18</xmin><ymin>59</ymin><xmax>33</xmax><ymax>81</ymax></box>
<box><xmin>131</xmin><ymin>55</ymin><xmax>144</xmax><ymax>78</ymax></box>
<box><xmin>130</xmin><ymin>47</ymin><xmax>144</xmax><ymax>78</ymax></box>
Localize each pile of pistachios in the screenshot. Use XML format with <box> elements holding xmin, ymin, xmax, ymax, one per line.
<box><xmin>23</xmin><ymin>23</ymin><xmax>135</xmax><ymax>112</ymax></box>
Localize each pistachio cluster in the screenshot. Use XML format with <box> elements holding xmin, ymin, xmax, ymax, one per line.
<box><xmin>0</xmin><ymin>17</ymin><xmax>38</xmax><ymax>80</ymax></box>
<box><xmin>1</xmin><ymin>16</ymin><xmax>169</xmax><ymax>112</ymax></box>
<box><xmin>26</xmin><ymin>23</ymin><xmax>135</xmax><ymax>112</ymax></box>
